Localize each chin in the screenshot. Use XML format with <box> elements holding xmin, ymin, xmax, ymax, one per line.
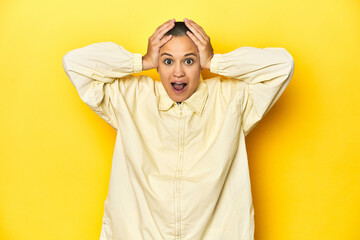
<box><xmin>165</xmin><ymin>87</ymin><xmax>190</xmax><ymax>102</ymax></box>
<box><xmin>170</xmin><ymin>95</ymin><xmax>188</xmax><ymax>102</ymax></box>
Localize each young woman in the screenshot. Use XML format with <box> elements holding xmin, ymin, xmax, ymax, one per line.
<box><xmin>63</xmin><ymin>18</ymin><xmax>294</xmax><ymax>240</ymax></box>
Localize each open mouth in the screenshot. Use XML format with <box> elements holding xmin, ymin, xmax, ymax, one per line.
<box><xmin>171</xmin><ymin>82</ymin><xmax>187</xmax><ymax>93</ymax></box>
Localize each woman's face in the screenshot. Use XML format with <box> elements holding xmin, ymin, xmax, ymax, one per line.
<box><xmin>158</xmin><ymin>35</ymin><xmax>201</xmax><ymax>102</ymax></box>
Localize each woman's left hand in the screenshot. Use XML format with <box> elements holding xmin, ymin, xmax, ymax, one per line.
<box><xmin>184</xmin><ymin>18</ymin><xmax>214</xmax><ymax>70</ymax></box>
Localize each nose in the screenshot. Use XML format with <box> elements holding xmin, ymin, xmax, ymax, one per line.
<box><xmin>173</xmin><ymin>62</ymin><xmax>185</xmax><ymax>78</ymax></box>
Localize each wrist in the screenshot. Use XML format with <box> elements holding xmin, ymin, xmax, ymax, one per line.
<box><xmin>142</xmin><ymin>55</ymin><xmax>153</xmax><ymax>71</ymax></box>
<box><xmin>204</xmin><ymin>54</ymin><xmax>214</xmax><ymax>70</ymax></box>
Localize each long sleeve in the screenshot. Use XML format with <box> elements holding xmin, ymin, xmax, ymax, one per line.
<box><xmin>210</xmin><ymin>46</ymin><xmax>294</xmax><ymax>136</ymax></box>
<box><xmin>62</xmin><ymin>42</ymin><xmax>143</xmax><ymax>130</ymax></box>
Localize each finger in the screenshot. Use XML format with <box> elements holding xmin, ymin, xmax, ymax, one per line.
<box><xmin>185</xmin><ymin>22</ymin><xmax>206</xmax><ymax>44</ymax></box>
<box><xmin>154</xmin><ymin>19</ymin><xmax>172</xmax><ymax>34</ymax></box>
<box><xmin>152</xmin><ymin>22</ymin><xmax>174</xmax><ymax>43</ymax></box>
<box><xmin>159</xmin><ymin>34</ymin><xmax>173</xmax><ymax>47</ymax></box>
<box><xmin>153</xmin><ymin>19</ymin><xmax>175</xmax><ymax>40</ymax></box>
<box><xmin>155</xmin><ymin>21</ymin><xmax>175</xmax><ymax>41</ymax></box>
<box><xmin>184</xmin><ymin>19</ymin><xmax>207</xmax><ymax>45</ymax></box>
<box><xmin>188</xmin><ymin>19</ymin><xmax>209</xmax><ymax>41</ymax></box>
<box><xmin>186</xmin><ymin>30</ymin><xmax>202</xmax><ymax>50</ymax></box>
<box><xmin>184</xmin><ymin>18</ymin><xmax>207</xmax><ymax>39</ymax></box>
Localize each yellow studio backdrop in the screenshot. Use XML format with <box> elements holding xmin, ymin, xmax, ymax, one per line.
<box><xmin>0</xmin><ymin>0</ymin><xmax>359</xmax><ymax>239</ymax></box>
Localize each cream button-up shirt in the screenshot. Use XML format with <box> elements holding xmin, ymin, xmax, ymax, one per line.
<box><xmin>63</xmin><ymin>42</ymin><xmax>294</xmax><ymax>240</ymax></box>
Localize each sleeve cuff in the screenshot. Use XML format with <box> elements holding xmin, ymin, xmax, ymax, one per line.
<box><xmin>133</xmin><ymin>53</ymin><xmax>143</xmax><ymax>73</ymax></box>
<box><xmin>210</xmin><ymin>54</ymin><xmax>221</xmax><ymax>74</ymax></box>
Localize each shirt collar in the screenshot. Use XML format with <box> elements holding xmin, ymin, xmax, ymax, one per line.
<box><xmin>158</xmin><ymin>75</ymin><xmax>208</xmax><ymax>116</ymax></box>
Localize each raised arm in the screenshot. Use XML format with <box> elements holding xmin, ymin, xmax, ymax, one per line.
<box><xmin>63</xmin><ymin>20</ymin><xmax>176</xmax><ymax>130</ymax></box>
<box><xmin>62</xmin><ymin>42</ymin><xmax>143</xmax><ymax>130</ymax></box>
<box><xmin>184</xmin><ymin>18</ymin><xmax>294</xmax><ymax>136</ymax></box>
<box><xmin>210</xmin><ymin>46</ymin><xmax>294</xmax><ymax>135</ymax></box>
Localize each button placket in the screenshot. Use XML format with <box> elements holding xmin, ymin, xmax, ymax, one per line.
<box><xmin>174</xmin><ymin>103</ymin><xmax>185</xmax><ymax>239</ymax></box>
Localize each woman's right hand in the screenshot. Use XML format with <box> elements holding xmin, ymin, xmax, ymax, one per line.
<box><xmin>142</xmin><ymin>19</ymin><xmax>175</xmax><ymax>71</ymax></box>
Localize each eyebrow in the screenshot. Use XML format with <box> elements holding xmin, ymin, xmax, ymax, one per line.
<box><xmin>160</xmin><ymin>52</ymin><xmax>198</xmax><ymax>57</ymax></box>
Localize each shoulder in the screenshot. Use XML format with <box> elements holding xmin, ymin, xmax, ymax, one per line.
<box><xmin>204</xmin><ymin>76</ymin><xmax>240</xmax><ymax>96</ymax></box>
<box><xmin>111</xmin><ymin>74</ymin><xmax>155</xmax><ymax>96</ymax></box>
<box><xmin>116</xmin><ymin>74</ymin><xmax>154</xmax><ymax>87</ymax></box>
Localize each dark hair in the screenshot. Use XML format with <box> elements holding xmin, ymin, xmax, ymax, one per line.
<box><xmin>164</xmin><ymin>22</ymin><xmax>192</xmax><ymax>37</ymax></box>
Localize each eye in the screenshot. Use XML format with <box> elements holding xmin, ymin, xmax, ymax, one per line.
<box><xmin>164</xmin><ymin>59</ymin><xmax>173</xmax><ymax>65</ymax></box>
<box><xmin>185</xmin><ymin>58</ymin><xmax>194</xmax><ymax>65</ymax></box>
